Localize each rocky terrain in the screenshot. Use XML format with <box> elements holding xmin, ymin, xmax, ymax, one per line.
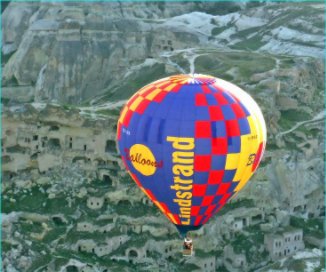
<box><xmin>2</xmin><ymin>2</ymin><xmax>324</xmax><ymax>104</ymax></box>
<box><xmin>2</xmin><ymin>2</ymin><xmax>325</xmax><ymax>272</ymax></box>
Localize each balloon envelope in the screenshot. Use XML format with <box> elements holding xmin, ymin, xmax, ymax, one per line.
<box><xmin>117</xmin><ymin>74</ymin><xmax>266</xmax><ymax>234</ymax></box>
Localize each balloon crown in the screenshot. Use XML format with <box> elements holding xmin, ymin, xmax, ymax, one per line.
<box><xmin>169</xmin><ymin>74</ymin><xmax>217</xmax><ymax>85</ymax></box>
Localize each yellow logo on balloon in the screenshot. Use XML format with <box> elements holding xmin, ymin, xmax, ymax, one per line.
<box><xmin>129</xmin><ymin>144</ymin><xmax>160</xmax><ymax>176</ymax></box>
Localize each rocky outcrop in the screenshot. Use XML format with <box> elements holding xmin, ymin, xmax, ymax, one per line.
<box><xmin>2</xmin><ymin>2</ymin><xmax>324</xmax><ymax>104</ymax></box>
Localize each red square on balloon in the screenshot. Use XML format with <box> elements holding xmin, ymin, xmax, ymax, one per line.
<box><xmin>195</xmin><ymin>93</ymin><xmax>208</xmax><ymax>106</ymax></box>
<box><xmin>216</xmin><ymin>183</ymin><xmax>231</xmax><ymax>195</ymax></box>
<box><xmin>192</xmin><ymin>184</ymin><xmax>207</xmax><ymax>197</ymax></box>
<box><xmin>231</xmin><ymin>103</ymin><xmax>246</xmax><ymax>118</ymax></box>
<box><xmin>201</xmin><ymin>85</ymin><xmax>213</xmax><ymax>94</ymax></box>
<box><xmin>214</xmin><ymin>92</ymin><xmax>229</xmax><ymax>105</ymax></box>
<box><xmin>208</xmin><ymin>170</ymin><xmax>224</xmax><ymax>184</ymax></box>
<box><xmin>141</xmin><ymin>87</ymin><xmax>156</xmax><ymax>97</ymax></box>
<box><xmin>169</xmin><ymin>84</ymin><xmax>182</xmax><ymax>92</ymax></box>
<box><xmin>122</xmin><ymin>110</ymin><xmax>133</xmax><ymax>126</ymax></box>
<box><xmin>209</xmin><ymin>106</ymin><xmax>224</xmax><ymax>121</ymax></box>
<box><xmin>127</xmin><ymin>94</ymin><xmax>140</xmax><ymax>107</ymax></box>
<box><xmin>195</xmin><ymin>121</ymin><xmax>212</xmax><ymax>138</ymax></box>
<box><xmin>134</xmin><ymin>99</ymin><xmax>150</xmax><ymax>114</ymax></box>
<box><xmin>117</xmin><ymin>122</ymin><xmax>122</xmax><ymax>140</ymax></box>
<box><xmin>194</xmin><ymin>155</ymin><xmax>211</xmax><ymax>171</ymax></box>
<box><xmin>219</xmin><ymin>193</ymin><xmax>232</xmax><ymax>206</ymax></box>
<box><xmin>225</xmin><ymin>120</ymin><xmax>240</xmax><ymax>136</ymax></box>
<box><xmin>191</xmin><ymin>206</ymin><xmax>200</xmax><ymax>216</ymax></box>
<box><xmin>152</xmin><ymin>91</ymin><xmax>167</xmax><ymax>103</ymax></box>
<box><xmin>212</xmin><ymin>138</ymin><xmax>228</xmax><ymax>154</ymax></box>
<box><xmin>201</xmin><ymin>196</ymin><xmax>214</xmax><ymax>206</ymax></box>
<box><xmin>194</xmin><ymin>216</ymin><xmax>203</xmax><ymax>226</ymax></box>
<box><xmin>205</xmin><ymin>204</ymin><xmax>217</xmax><ymax>215</ymax></box>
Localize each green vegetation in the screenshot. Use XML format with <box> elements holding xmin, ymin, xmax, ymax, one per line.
<box><xmin>290</xmin><ymin>216</ymin><xmax>324</xmax><ymax>239</ymax></box>
<box><xmin>198</xmin><ymin>2</ymin><xmax>242</xmax><ymax>15</ymax></box>
<box><xmin>232</xmin><ymin>233</ymin><xmax>250</xmax><ymax>253</ymax></box>
<box><xmin>115</xmin><ymin>201</ymin><xmax>158</xmax><ymax>217</ymax></box>
<box><xmin>2</xmin><ymin>50</ymin><xmax>16</xmax><ymax>66</ymax></box>
<box><xmin>307</xmin><ymin>128</ymin><xmax>320</xmax><ymax>138</ymax></box>
<box><xmin>218</xmin><ymin>199</ymin><xmax>255</xmax><ymax>216</ymax></box>
<box><xmin>110</xmin><ymin>233</ymin><xmax>148</xmax><ymax>257</ymax></box>
<box><xmin>279</xmin><ymin>57</ymin><xmax>296</xmax><ymax>69</ymax></box>
<box><xmin>259</xmin><ymin>156</ymin><xmax>271</xmax><ymax>168</ymax></box>
<box><xmin>266</xmin><ymin>142</ymin><xmax>279</xmax><ymax>151</ymax></box>
<box><xmin>266</xmin><ymin>255</ymin><xmax>326</xmax><ymax>272</ymax></box>
<box><xmin>26</xmin><ymin>252</ymin><xmax>52</xmax><ymax>272</ymax></box>
<box><xmin>20</xmin><ymin>220</ymin><xmax>44</xmax><ymax>234</ymax></box>
<box><xmin>54</xmin><ymin>248</ymin><xmax>101</xmax><ymax>267</ymax></box>
<box><xmin>288</xmin><ymin>259</ymin><xmax>307</xmax><ymax>271</ymax></box>
<box><xmin>269</xmin><ymin>4</ymin><xmax>318</xmax><ymax>30</ymax></box>
<box><xmin>6</xmin><ymin>145</ymin><xmax>30</xmax><ymax>153</ymax></box>
<box><xmin>64</xmin><ymin>228</ymin><xmax>112</xmax><ymax>244</ymax></box>
<box><xmin>96</xmin><ymin>108</ymin><xmax>121</xmax><ymax>116</ymax></box>
<box><xmin>90</xmin><ymin>178</ymin><xmax>113</xmax><ymax>190</ymax></box>
<box><xmin>195</xmin><ymin>248</ymin><xmax>218</xmax><ymax>258</ymax></box>
<box><xmin>280</xmin><ymin>109</ymin><xmax>311</xmax><ymax>122</ymax></box>
<box><xmin>2</xmin><ymin>97</ymin><xmax>11</xmax><ymax>105</ymax></box>
<box><xmin>169</xmin><ymin>53</ymin><xmax>190</xmax><ymax>73</ymax></box>
<box><xmin>312</xmin><ymin>20</ymin><xmax>325</xmax><ymax>31</ymax></box>
<box><xmin>277</xmin><ymin>117</ymin><xmax>293</xmax><ymax>131</ymax></box>
<box><xmin>2</xmin><ymin>186</ymin><xmax>48</xmax><ymax>213</ymax></box>
<box><xmin>194</xmin><ymin>51</ymin><xmax>275</xmax><ymax>82</ymax></box>
<box><xmin>62</xmin><ymin>104</ymin><xmax>78</xmax><ymax>111</ymax></box>
<box><xmin>231</xmin><ymin>35</ymin><xmax>265</xmax><ymax>51</ymax></box>
<box><xmin>43</xmin><ymin>193</ymin><xmax>82</xmax><ymax>215</ymax></box>
<box><xmin>231</xmin><ymin>225</ymin><xmax>268</xmax><ymax>264</ymax></box>
<box><xmin>278</xmin><ymin>109</ymin><xmax>313</xmax><ymax>133</ymax></box>
<box><xmin>2</xmin><ymin>241</ymin><xmax>17</xmax><ymax>252</ymax></box>
<box><xmin>211</xmin><ymin>26</ymin><xmax>229</xmax><ymax>36</ymax></box>
<box><xmin>101</xmin><ymin>63</ymin><xmax>166</xmax><ymax>102</ymax></box>
<box><xmin>42</xmin><ymin>225</ymin><xmax>67</xmax><ymax>244</ymax></box>
<box><xmin>181</xmin><ymin>263</ymin><xmax>201</xmax><ymax>270</ymax></box>
<box><xmin>319</xmin><ymin>257</ymin><xmax>325</xmax><ymax>271</ymax></box>
<box><xmin>216</xmin><ymin>265</ymin><xmax>230</xmax><ymax>272</ymax></box>
<box><xmin>4</xmin><ymin>75</ymin><xmax>19</xmax><ymax>87</ymax></box>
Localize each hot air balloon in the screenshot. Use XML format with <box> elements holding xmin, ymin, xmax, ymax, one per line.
<box><xmin>116</xmin><ymin>74</ymin><xmax>266</xmax><ymax>255</ymax></box>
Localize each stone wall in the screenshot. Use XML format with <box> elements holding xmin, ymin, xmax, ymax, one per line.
<box><xmin>2</xmin><ymin>104</ymin><xmax>121</xmax><ymax>186</ymax></box>
<box><xmin>264</xmin><ymin>228</ymin><xmax>304</xmax><ymax>261</ymax></box>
